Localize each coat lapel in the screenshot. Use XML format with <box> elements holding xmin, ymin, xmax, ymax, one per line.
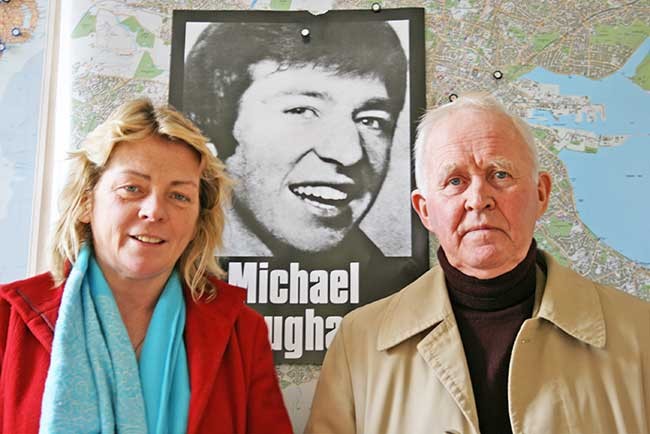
<box><xmin>184</xmin><ymin>280</ymin><xmax>246</xmax><ymax>434</ymax></box>
<box><xmin>535</xmin><ymin>252</ymin><xmax>606</xmax><ymax>348</ymax></box>
<box><xmin>377</xmin><ymin>267</ymin><xmax>480</xmax><ymax>434</ymax></box>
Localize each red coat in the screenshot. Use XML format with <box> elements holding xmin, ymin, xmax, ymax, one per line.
<box><xmin>0</xmin><ymin>272</ymin><xmax>293</xmax><ymax>434</ymax></box>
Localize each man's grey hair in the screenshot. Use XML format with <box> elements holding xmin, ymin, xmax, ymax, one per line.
<box><xmin>413</xmin><ymin>92</ymin><xmax>539</xmax><ymax>194</ymax></box>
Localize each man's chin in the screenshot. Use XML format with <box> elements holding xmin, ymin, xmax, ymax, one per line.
<box><xmin>272</xmin><ymin>229</ymin><xmax>349</xmax><ymax>254</ymax></box>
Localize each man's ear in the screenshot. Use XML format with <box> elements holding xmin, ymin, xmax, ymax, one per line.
<box><xmin>536</xmin><ymin>171</ymin><xmax>552</xmax><ymax>218</ymax></box>
<box><xmin>411</xmin><ymin>189</ymin><xmax>433</xmax><ymax>232</ymax></box>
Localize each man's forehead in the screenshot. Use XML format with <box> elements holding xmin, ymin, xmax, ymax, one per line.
<box><xmin>247</xmin><ymin>59</ymin><xmax>384</xmax><ymax>85</ymax></box>
<box><xmin>425</xmin><ymin>109</ymin><xmax>531</xmax><ymax>170</ymax></box>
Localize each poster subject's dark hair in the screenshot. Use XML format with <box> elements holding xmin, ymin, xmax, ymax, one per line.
<box><xmin>183</xmin><ymin>21</ymin><xmax>408</xmax><ymax>159</ymax></box>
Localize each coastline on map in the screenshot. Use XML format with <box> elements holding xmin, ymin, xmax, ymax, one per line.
<box><xmin>520</xmin><ymin>37</ymin><xmax>650</xmax><ymax>267</ymax></box>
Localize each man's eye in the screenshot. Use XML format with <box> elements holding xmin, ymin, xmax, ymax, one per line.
<box><xmin>122</xmin><ymin>185</ymin><xmax>139</xmax><ymax>193</ymax></box>
<box><xmin>355</xmin><ymin>110</ymin><xmax>392</xmax><ymax>132</ymax></box>
<box><xmin>284</xmin><ymin>107</ymin><xmax>318</xmax><ymax>119</ymax></box>
<box><xmin>494</xmin><ymin>171</ymin><xmax>510</xmax><ymax>180</ymax></box>
<box><xmin>358</xmin><ymin>117</ymin><xmax>386</xmax><ymax>130</ymax></box>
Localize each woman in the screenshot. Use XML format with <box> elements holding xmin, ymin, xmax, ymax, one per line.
<box><xmin>0</xmin><ymin>99</ymin><xmax>293</xmax><ymax>433</ymax></box>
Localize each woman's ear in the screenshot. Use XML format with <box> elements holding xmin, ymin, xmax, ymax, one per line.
<box><xmin>79</xmin><ymin>193</ymin><xmax>93</xmax><ymax>224</ymax></box>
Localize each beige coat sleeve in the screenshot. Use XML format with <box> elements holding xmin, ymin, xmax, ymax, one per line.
<box><xmin>305</xmin><ymin>319</ymin><xmax>357</xmax><ymax>434</ymax></box>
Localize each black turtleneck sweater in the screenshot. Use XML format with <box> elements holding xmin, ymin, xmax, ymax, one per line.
<box><xmin>437</xmin><ymin>241</ymin><xmax>539</xmax><ymax>434</ymax></box>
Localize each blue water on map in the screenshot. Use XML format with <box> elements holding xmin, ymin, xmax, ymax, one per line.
<box><xmin>521</xmin><ymin>37</ymin><xmax>650</xmax><ymax>266</ymax></box>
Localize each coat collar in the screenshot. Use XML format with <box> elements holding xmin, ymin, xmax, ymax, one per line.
<box><xmin>375</xmin><ymin>250</ymin><xmax>606</xmax><ymax>434</ymax></box>
<box><xmin>534</xmin><ymin>251</ymin><xmax>606</xmax><ymax>348</ymax></box>
<box><xmin>377</xmin><ymin>265</ymin><xmax>450</xmax><ymax>351</ymax></box>
<box><xmin>377</xmin><ymin>249</ymin><xmax>607</xmax><ymax>351</ymax></box>
<box><xmin>377</xmin><ymin>264</ymin><xmax>481</xmax><ymax>433</ymax></box>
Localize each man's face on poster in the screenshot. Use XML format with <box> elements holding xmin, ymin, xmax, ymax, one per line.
<box><xmin>227</xmin><ymin>60</ymin><xmax>397</xmax><ymax>253</ymax></box>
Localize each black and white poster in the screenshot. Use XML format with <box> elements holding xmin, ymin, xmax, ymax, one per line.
<box><xmin>169</xmin><ymin>8</ymin><xmax>428</xmax><ymax>363</ymax></box>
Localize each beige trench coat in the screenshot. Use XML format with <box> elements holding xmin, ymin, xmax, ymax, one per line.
<box><xmin>306</xmin><ymin>251</ymin><xmax>650</xmax><ymax>434</ymax></box>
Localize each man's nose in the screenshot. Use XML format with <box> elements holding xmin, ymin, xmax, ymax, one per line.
<box><xmin>313</xmin><ymin>120</ymin><xmax>364</xmax><ymax>166</ymax></box>
<box><xmin>464</xmin><ymin>178</ymin><xmax>495</xmax><ymax>211</ymax></box>
<box><xmin>138</xmin><ymin>193</ymin><xmax>168</xmax><ymax>222</ymax></box>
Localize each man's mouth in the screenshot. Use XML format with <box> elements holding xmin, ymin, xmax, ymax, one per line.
<box><xmin>130</xmin><ymin>234</ymin><xmax>165</xmax><ymax>244</ymax></box>
<box><xmin>289</xmin><ymin>183</ymin><xmax>355</xmax><ymax>211</ymax></box>
<box><xmin>463</xmin><ymin>225</ymin><xmax>501</xmax><ymax>236</ymax></box>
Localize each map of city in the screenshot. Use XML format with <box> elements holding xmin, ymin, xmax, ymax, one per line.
<box><xmin>0</xmin><ymin>0</ymin><xmax>45</xmax><ymax>281</ymax></box>
<box><xmin>1</xmin><ymin>0</ymin><xmax>648</xmax><ymax>431</ymax></box>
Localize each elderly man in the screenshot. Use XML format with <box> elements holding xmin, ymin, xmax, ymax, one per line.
<box><xmin>306</xmin><ymin>93</ymin><xmax>650</xmax><ymax>434</ymax></box>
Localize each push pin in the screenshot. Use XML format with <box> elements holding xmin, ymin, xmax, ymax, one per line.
<box><xmin>0</xmin><ymin>43</ymin><xmax>5</xmax><ymax>52</ymax></box>
<box><xmin>449</xmin><ymin>93</ymin><xmax>458</xmax><ymax>102</ymax></box>
<box><xmin>300</xmin><ymin>28</ymin><xmax>310</xmax><ymax>38</ymax></box>
<box><xmin>371</xmin><ymin>2</ymin><xmax>381</xmax><ymax>12</ymax></box>
<box><xmin>11</xmin><ymin>27</ymin><xmax>21</xmax><ymax>37</ymax></box>
<box><xmin>493</xmin><ymin>70</ymin><xmax>503</xmax><ymax>80</ymax></box>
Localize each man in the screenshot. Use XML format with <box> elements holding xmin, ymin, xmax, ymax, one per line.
<box><xmin>306</xmin><ymin>93</ymin><xmax>650</xmax><ymax>434</ymax></box>
<box><xmin>182</xmin><ymin>21</ymin><xmax>409</xmax><ymax>260</ymax></box>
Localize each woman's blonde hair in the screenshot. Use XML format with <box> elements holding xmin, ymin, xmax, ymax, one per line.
<box><xmin>50</xmin><ymin>98</ymin><xmax>232</xmax><ymax>300</ymax></box>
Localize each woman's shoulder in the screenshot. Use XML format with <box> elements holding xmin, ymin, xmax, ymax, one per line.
<box><xmin>188</xmin><ymin>276</ymin><xmax>266</xmax><ymax>345</ymax></box>
<box><xmin>0</xmin><ymin>272</ymin><xmax>61</xmax><ymax>308</ymax></box>
<box><xmin>198</xmin><ymin>276</ymin><xmax>263</xmax><ymax>325</ymax></box>
<box><xmin>207</xmin><ymin>275</ymin><xmax>247</xmax><ymax>302</ymax></box>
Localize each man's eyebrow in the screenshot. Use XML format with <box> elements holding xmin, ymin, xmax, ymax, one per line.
<box><xmin>120</xmin><ymin>170</ymin><xmax>199</xmax><ymax>188</ymax></box>
<box><xmin>488</xmin><ymin>158</ymin><xmax>516</xmax><ymax>173</ymax></box>
<box><xmin>436</xmin><ymin>162</ymin><xmax>458</xmax><ymax>182</ymax></box>
<box><xmin>277</xmin><ymin>90</ymin><xmax>329</xmax><ymax>99</ymax></box>
<box><xmin>357</xmin><ymin>97</ymin><xmax>393</xmax><ymax>111</ymax></box>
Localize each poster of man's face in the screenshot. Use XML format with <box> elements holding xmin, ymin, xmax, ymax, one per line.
<box><xmin>170</xmin><ymin>9</ymin><xmax>428</xmax><ymax>363</ymax></box>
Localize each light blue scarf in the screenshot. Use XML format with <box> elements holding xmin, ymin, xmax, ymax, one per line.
<box><xmin>40</xmin><ymin>245</ymin><xmax>190</xmax><ymax>434</ymax></box>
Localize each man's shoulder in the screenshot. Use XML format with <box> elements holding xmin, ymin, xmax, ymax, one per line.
<box><xmin>543</xmin><ymin>251</ymin><xmax>649</xmax><ymax>313</ymax></box>
<box><xmin>338</xmin><ymin>266</ymin><xmax>444</xmax><ymax>343</ymax></box>
<box><xmin>343</xmin><ymin>288</ymin><xmax>398</xmax><ymax>330</ymax></box>
<box><xmin>591</xmin><ymin>279</ymin><xmax>650</xmax><ymax>332</ymax></box>
<box><xmin>542</xmin><ymin>251</ymin><xmax>649</xmax><ymax>337</ymax></box>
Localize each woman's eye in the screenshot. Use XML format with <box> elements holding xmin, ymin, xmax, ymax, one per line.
<box><xmin>123</xmin><ymin>185</ymin><xmax>139</xmax><ymax>193</ymax></box>
<box><xmin>172</xmin><ymin>192</ymin><xmax>190</xmax><ymax>202</ymax></box>
<box><xmin>448</xmin><ymin>177</ymin><xmax>462</xmax><ymax>186</ymax></box>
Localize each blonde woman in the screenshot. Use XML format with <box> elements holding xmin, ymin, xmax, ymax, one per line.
<box><xmin>0</xmin><ymin>99</ymin><xmax>292</xmax><ymax>434</ymax></box>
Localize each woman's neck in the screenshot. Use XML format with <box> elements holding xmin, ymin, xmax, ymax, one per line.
<box><xmin>96</xmin><ymin>263</ymin><xmax>171</xmax><ymax>357</ymax></box>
